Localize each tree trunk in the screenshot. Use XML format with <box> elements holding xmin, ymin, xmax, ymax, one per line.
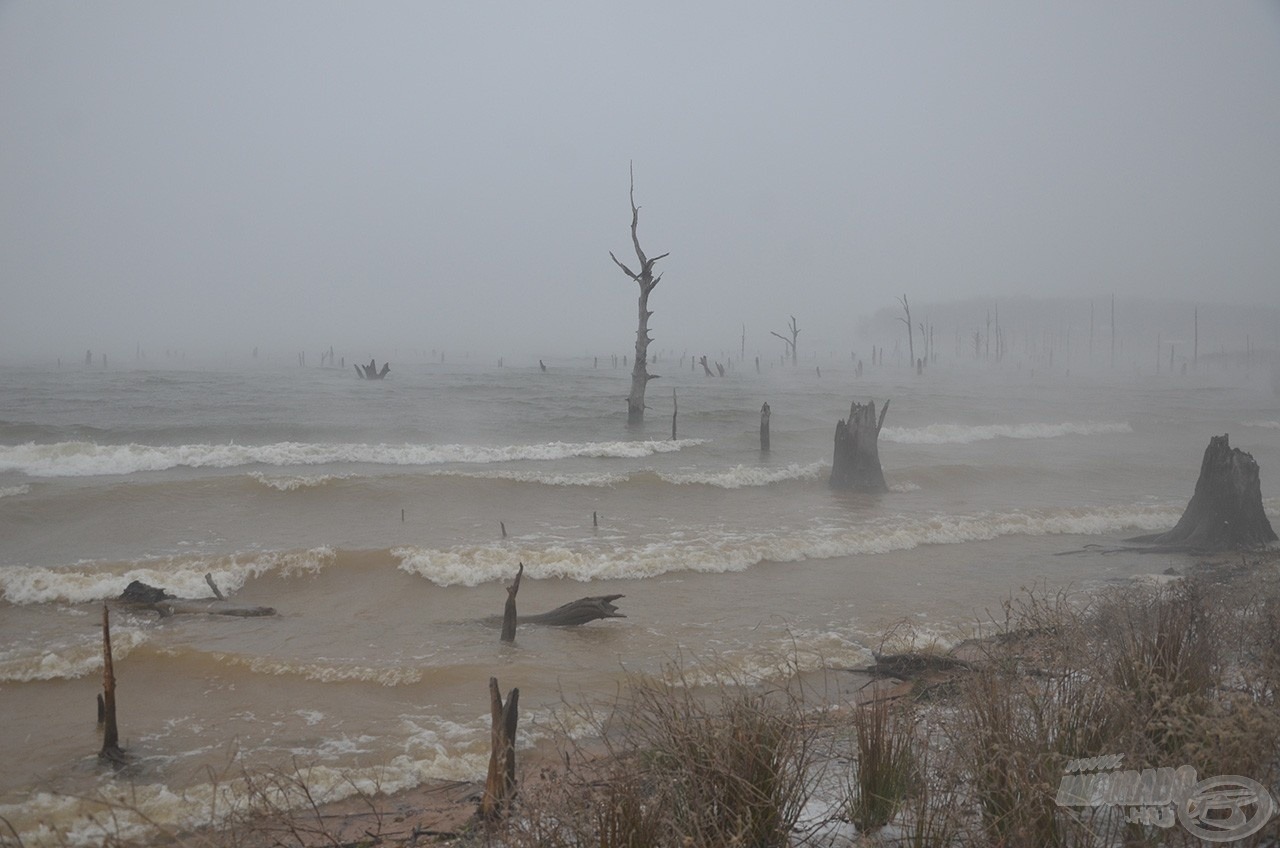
<box><xmin>485</xmin><ymin>595</ymin><xmax>625</xmax><ymax>628</ymax></box>
<box><xmin>829</xmin><ymin>399</ymin><xmax>890</xmax><ymax>492</ymax></box>
<box><xmin>760</xmin><ymin>402</ymin><xmax>771</xmax><ymax>452</ymax></box>
<box><xmin>610</xmin><ymin>163</ymin><xmax>668</xmax><ymax>426</ymax></box>
<box><xmin>1130</xmin><ymin>434</ymin><xmax>1277</xmax><ymax>551</ymax></box>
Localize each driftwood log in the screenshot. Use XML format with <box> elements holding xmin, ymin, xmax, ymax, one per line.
<box><xmin>485</xmin><ymin>594</ymin><xmax>625</xmax><ymax>628</ymax></box>
<box><xmin>829</xmin><ymin>399</ymin><xmax>890</xmax><ymax>492</ymax></box>
<box><xmin>1128</xmin><ymin>434</ymin><xmax>1277</xmax><ymax>551</ymax></box>
<box><xmin>117</xmin><ymin>577</ymin><xmax>276</xmax><ymax>618</ymax></box>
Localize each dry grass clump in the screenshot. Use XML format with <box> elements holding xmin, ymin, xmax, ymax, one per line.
<box><xmin>498</xmin><ymin>662</ymin><xmax>822</xmax><ymax>848</ymax></box>
<box><xmin>848</xmin><ymin>698</ymin><xmax>917</xmax><ymax>831</ymax></box>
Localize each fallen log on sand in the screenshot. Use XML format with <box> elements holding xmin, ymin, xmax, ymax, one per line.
<box><xmin>116</xmin><ymin>577</ymin><xmax>276</xmax><ymax>618</ymax></box>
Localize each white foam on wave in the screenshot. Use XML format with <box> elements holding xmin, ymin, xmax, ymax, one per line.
<box><xmin>0</xmin><ymin>547</ymin><xmax>335</xmax><ymax>605</ymax></box>
<box><xmin>0</xmin><ymin>439</ymin><xmax>707</xmax><ymax>478</ymax></box>
<box><xmin>657</xmin><ymin>461</ymin><xmax>827</xmax><ymax>488</ymax></box>
<box><xmin>423</xmin><ymin>468</ymin><xmax>626</xmax><ymax>487</ymax></box>
<box><xmin>394</xmin><ymin>501</ymin><xmax>1187</xmax><ymax>587</ymax></box>
<box><xmin>0</xmin><ymin>738</ymin><xmax>491</xmax><ymax>848</ymax></box>
<box><xmin>881</xmin><ymin>421</ymin><xmax>1132</xmax><ymax>445</ymax></box>
<box><xmin>1241</xmin><ymin>420</ymin><xmax>1280</xmax><ymax>430</ymax></box>
<box><xmin>0</xmin><ymin>484</ymin><xmax>30</xmax><ymax>498</ymax></box>
<box><xmin>0</xmin><ymin>628</ymin><xmax>150</xmax><ymax>683</ymax></box>
<box><xmin>211</xmin><ymin>653</ymin><xmax>423</xmax><ymax>686</ymax></box>
<box><xmin>248</xmin><ymin>472</ymin><xmax>350</xmax><ymax>491</ymax></box>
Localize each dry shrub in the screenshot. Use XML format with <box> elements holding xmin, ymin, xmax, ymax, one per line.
<box><xmin>501</xmin><ymin>658</ymin><xmax>823</xmax><ymax>848</ymax></box>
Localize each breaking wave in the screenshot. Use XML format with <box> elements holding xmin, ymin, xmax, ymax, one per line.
<box><xmin>0</xmin><ymin>547</ymin><xmax>336</xmax><ymax>605</ymax></box>
<box><xmin>0</xmin><ymin>628</ymin><xmax>150</xmax><ymax>682</ymax></box>
<box><xmin>210</xmin><ymin>653</ymin><xmax>424</xmax><ymax>686</ymax></box>
<box><xmin>881</xmin><ymin>421</ymin><xmax>1131</xmax><ymax>445</ymax></box>
<box><xmin>248</xmin><ymin>472</ymin><xmax>350</xmax><ymax>491</ymax></box>
<box><xmin>394</xmin><ymin>501</ymin><xmax>1187</xmax><ymax>587</ymax></box>
<box><xmin>0</xmin><ymin>439</ymin><xmax>707</xmax><ymax>478</ymax></box>
<box><xmin>1241</xmin><ymin>420</ymin><xmax>1280</xmax><ymax>430</ymax></box>
<box><xmin>656</xmin><ymin>461</ymin><xmax>827</xmax><ymax>488</ymax></box>
<box><xmin>0</xmin><ymin>484</ymin><xmax>30</xmax><ymax>498</ymax></box>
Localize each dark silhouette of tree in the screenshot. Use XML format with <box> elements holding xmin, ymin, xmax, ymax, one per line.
<box><xmin>610</xmin><ymin>163</ymin><xmax>669</xmax><ymax>426</ymax></box>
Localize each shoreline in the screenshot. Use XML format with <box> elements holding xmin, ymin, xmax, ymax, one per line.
<box><xmin>248</xmin><ymin>549</ymin><xmax>1280</xmax><ymax>848</ymax></box>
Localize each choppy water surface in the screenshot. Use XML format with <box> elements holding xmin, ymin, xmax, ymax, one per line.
<box><xmin>1</xmin><ymin>357</ymin><xmax>1277</xmax><ymax>844</ymax></box>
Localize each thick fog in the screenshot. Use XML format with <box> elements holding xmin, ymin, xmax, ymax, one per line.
<box><xmin>2</xmin><ymin>2</ymin><xmax>1278</xmax><ymax>363</ymax></box>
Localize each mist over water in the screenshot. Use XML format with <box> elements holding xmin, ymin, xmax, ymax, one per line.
<box><xmin>1</xmin><ymin>352</ymin><xmax>1278</xmax><ymax>842</ymax></box>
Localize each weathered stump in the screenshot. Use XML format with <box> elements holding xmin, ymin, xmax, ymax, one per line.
<box><xmin>355</xmin><ymin>360</ymin><xmax>390</xmax><ymax>379</ymax></box>
<box><xmin>1130</xmin><ymin>434</ymin><xmax>1277</xmax><ymax>551</ymax></box>
<box><xmin>760</xmin><ymin>402</ymin><xmax>771</xmax><ymax>452</ymax></box>
<box><xmin>829</xmin><ymin>399</ymin><xmax>890</xmax><ymax>492</ymax></box>
<box><xmin>477</xmin><ymin>678</ymin><xmax>519</xmax><ymax>820</ymax></box>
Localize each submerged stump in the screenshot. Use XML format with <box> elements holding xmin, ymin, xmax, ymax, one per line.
<box><xmin>1130</xmin><ymin>434</ymin><xmax>1277</xmax><ymax>551</ymax></box>
<box><xmin>829</xmin><ymin>399</ymin><xmax>890</xmax><ymax>492</ymax></box>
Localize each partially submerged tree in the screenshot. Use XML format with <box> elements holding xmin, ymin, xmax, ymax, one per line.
<box><xmin>771</xmin><ymin>316</ymin><xmax>800</xmax><ymax>366</ymax></box>
<box><xmin>610</xmin><ymin>163</ymin><xmax>669</xmax><ymax>425</ymax></box>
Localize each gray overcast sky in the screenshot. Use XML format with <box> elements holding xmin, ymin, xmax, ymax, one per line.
<box><xmin>2</xmin><ymin>1</ymin><xmax>1278</xmax><ymax>360</ymax></box>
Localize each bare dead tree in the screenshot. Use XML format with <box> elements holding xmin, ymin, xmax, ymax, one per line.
<box><xmin>896</xmin><ymin>296</ymin><xmax>914</xmax><ymax>369</ymax></box>
<box><xmin>770</xmin><ymin>316</ymin><xmax>800</xmax><ymax>366</ymax></box>
<box><xmin>610</xmin><ymin>163</ymin><xmax>669</xmax><ymax>425</ymax></box>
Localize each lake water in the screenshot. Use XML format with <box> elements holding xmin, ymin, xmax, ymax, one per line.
<box><xmin>1</xmin><ymin>354</ymin><xmax>1277</xmax><ymax>844</ymax></box>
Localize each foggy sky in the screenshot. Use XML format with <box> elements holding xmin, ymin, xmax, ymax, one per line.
<box><xmin>2</xmin><ymin>2</ymin><xmax>1278</xmax><ymax>362</ymax></box>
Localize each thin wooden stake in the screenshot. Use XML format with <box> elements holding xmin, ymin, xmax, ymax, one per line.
<box><xmin>500</xmin><ymin>521</ymin><xmax>507</xmax><ymax>538</ymax></box>
<box><xmin>592</xmin><ymin>510</ymin><xmax>598</xmax><ymax>528</ymax></box>
<box><xmin>671</xmin><ymin>388</ymin><xmax>677</xmax><ymax>440</ymax></box>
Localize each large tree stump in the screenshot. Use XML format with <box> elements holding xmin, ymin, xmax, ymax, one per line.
<box><xmin>829</xmin><ymin>399</ymin><xmax>890</xmax><ymax>492</ymax></box>
<box><xmin>477</xmin><ymin>678</ymin><xmax>519</xmax><ymax>820</ymax></box>
<box><xmin>1130</xmin><ymin>434</ymin><xmax>1277</xmax><ymax>551</ymax></box>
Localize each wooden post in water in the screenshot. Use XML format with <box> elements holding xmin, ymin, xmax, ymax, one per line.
<box><xmin>760</xmin><ymin>402</ymin><xmax>771</xmax><ymax>452</ymax></box>
<box><xmin>478</xmin><ymin>678</ymin><xmax>520</xmax><ymax>820</ymax></box>
<box><xmin>671</xmin><ymin>388</ymin><xmax>677</xmax><ymax>440</ymax></box>
<box><xmin>100</xmin><ymin>604</ymin><xmax>124</xmax><ymax>762</ymax></box>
